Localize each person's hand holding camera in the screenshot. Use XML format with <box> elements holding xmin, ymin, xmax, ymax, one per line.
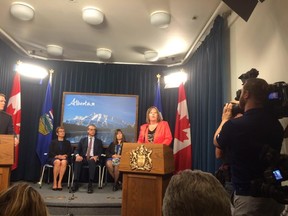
<box><xmin>222</xmin><ymin>103</ymin><xmax>233</xmax><ymax>122</ymax></box>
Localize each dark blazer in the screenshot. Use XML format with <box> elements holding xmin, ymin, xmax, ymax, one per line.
<box><xmin>76</xmin><ymin>136</ymin><xmax>103</xmax><ymax>158</ymax></box>
<box><xmin>105</xmin><ymin>142</ymin><xmax>123</xmax><ymax>158</ymax></box>
<box><xmin>48</xmin><ymin>139</ymin><xmax>72</xmax><ymax>160</ymax></box>
<box><xmin>0</xmin><ymin>111</ymin><xmax>14</xmax><ymax>134</ymax></box>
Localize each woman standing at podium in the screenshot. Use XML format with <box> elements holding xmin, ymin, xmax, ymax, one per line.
<box><xmin>138</xmin><ymin>106</ymin><xmax>172</xmax><ymax>145</ymax></box>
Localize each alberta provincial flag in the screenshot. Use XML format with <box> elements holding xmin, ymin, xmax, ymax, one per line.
<box><xmin>36</xmin><ymin>74</ymin><xmax>53</xmax><ymax>165</ymax></box>
<box><xmin>173</xmin><ymin>83</ymin><xmax>192</xmax><ymax>173</ymax></box>
<box><xmin>6</xmin><ymin>73</ymin><xmax>21</xmax><ymax>170</ymax></box>
<box><xmin>154</xmin><ymin>74</ymin><xmax>163</xmax><ymax>117</ymax></box>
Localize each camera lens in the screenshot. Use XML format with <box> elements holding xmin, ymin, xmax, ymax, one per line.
<box><xmin>231</xmin><ymin>104</ymin><xmax>243</xmax><ymax>117</ymax></box>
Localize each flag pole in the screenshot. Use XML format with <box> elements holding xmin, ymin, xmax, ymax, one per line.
<box><xmin>49</xmin><ymin>69</ymin><xmax>54</xmax><ymax>83</ymax></box>
<box><xmin>154</xmin><ymin>74</ymin><xmax>163</xmax><ymax>119</ymax></box>
<box><xmin>36</xmin><ymin>69</ymin><xmax>54</xmax><ymax>165</ymax></box>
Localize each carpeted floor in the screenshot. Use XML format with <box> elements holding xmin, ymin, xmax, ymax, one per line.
<box><xmin>25</xmin><ymin>181</ymin><xmax>122</xmax><ymax>216</ymax></box>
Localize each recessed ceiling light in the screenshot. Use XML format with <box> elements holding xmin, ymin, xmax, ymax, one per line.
<box><xmin>10</xmin><ymin>2</ymin><xmax>35</xmax><ymax>21</ymax></box>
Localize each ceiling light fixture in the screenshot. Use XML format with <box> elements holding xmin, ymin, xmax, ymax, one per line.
<box><xmin>144</xmin><ymin>51</ymin><xmax>159</xmax><ymax>62</ymax></box>
<box><xmin>150</xmin><ymin>11</ymin><xmax>171</xmax><ymax>28</ymax></box>
<box><xmin>164</xmin><ymin>70</ymin><xmax>187</xmax><ymax>88</ymax></box>
<box><xmin>10</xmin><ymin>2</ymin><xmax>35</xmax><ymax>21</ymax></box>
<box><xmin>96</xmin><ymin>48</ymin><xmax>112</xmax><ymax>60</ymax></box>
<box><xmin>46</xmin><ymin>45</ymin><xmax>63</xmax><ymax>56</ymax></box>
<box><xmin>15</xmin><ymin>62</ymin><xmax>48</xmax><ymax>79</ymax></box>
<box><xmin>82</xmin><ymin>7</ymin><xmax>104</xmax><ymax>25</ymax></box>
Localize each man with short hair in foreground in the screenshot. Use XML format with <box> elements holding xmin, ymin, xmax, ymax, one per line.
<box><xmin>163</xmin><ymin>169</ymin><xmax>231</xmax><ymax>216</ymax></box>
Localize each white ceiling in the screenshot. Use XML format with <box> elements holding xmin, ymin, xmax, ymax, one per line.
<box><xmin>0</xmin><ymin>0</ymin><xmax>230</xmax><ymax>66</ymax></box>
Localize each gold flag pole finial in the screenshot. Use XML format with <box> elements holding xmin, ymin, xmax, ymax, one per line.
<box><xmin>156</xmin><ymin>74</ymin><xmax>161</xmax><ymax>82</ymax></box>
<box><xmin>48</xmin><ymin>69</ymin><xmax>54</xmax><ymax>83</ymax></box>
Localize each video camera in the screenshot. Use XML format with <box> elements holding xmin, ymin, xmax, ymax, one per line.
<box><xmin>250</xmin><ymin>145</ymin><xmax>288</xmax><ymax>204</ymax></box>
<box><xmin>232</xmin><ymin>68</ymin><xmax>288</xmax><ymax>118</ymax></box>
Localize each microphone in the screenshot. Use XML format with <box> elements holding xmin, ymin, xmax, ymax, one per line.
<box><xmin>144</xmin><ymin>124</ymin><xmax>149</xmax><ymax>143</ymax></box>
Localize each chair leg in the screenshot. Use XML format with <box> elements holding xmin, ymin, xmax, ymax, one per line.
<box><xmin>39</xmin><ymin>165</ymin><xmax>47</xmax><ymax>188</ymax></box>
<box><xmin>67</xmin><ymin>165</ymin><xmax>71</xmax><ymax>188</ymax></box>
<box><xmin>69</xmin><ymin>173</ymin><xmax>74</xmax><ymax>193</ymax></box>
<box><xmin>47</xmin><ymin>167</ymin><xmax>50</xmax><ymax>184</ymax></box>
<box><xmin>105</xmin><ymin>167</ymin><xmax>108</xmax><ymax>186</ymax></box>
<box><xmin>71</xmin><ymin>171</ymin><xmax>74</xmax><ymax>187</ymax></box>
<box><xmin>100</xmin><ymin>166</ymin><xmax>106</xmax><ymax>189</ymax></box>
<box><xmin>98</xmin><ymin>166</ymin><xmax>102</xmax><ymax>189</ymax></box>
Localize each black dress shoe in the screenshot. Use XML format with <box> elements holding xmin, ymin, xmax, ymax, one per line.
<box><xmin>87</xmin><ymin>183</ymin><xmax>93</xmax><ymax>194</ymax></box>
<box><xmin>71</xmin><ymin>183</ymin><xmax>79</xmax><ymax>192</ymax></box>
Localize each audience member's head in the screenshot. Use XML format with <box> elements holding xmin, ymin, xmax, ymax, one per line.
<box><xmin>162</xmin><ymin>169</ymin><xmax>231</xmax><ymax>216</ymax></box>
<box><xmin>0</xmin><ymin>183</ymin><xmax>49</xmax><ymax>216</ymax></box>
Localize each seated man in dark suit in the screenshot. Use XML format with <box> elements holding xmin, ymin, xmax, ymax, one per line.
<box><xmin>72</xmin><ymin>124</ymin><xmax>103</xmax><ymax>193</ymax></box>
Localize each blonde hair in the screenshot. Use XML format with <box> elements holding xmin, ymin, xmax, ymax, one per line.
<box><xmin>0</xmin><ymin>183</ymin><xmax>49</xmax><ymax>216</ymax></box>
<box><xmin>145</xmin><ymin>106</ymin><xmax>163</xmax><ymax>123</ymax></box>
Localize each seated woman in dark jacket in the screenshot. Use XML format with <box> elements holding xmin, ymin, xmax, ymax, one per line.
<box><xmin>48</xmin><ymin>126</ymin><xmax>72</xmax><ymax>190</ymax></box>
<box><xmin>105</xmin><ymin>129</ymin><xmax>126</xmax><ymax>191</ymax></box>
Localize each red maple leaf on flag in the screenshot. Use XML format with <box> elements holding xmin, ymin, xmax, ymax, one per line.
<box><xmin>174</xmin><ymin>113</ymin><xmax>190</xmax><ymax>142</ymax></box>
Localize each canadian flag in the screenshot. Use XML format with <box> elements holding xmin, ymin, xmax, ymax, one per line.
<box><xmin>6</xmin><ymin>73</ymin><xmax>21</xmax><ymax>170</ymax></box>
<box><xmin>173</xmin><ymin>83</ymin><xmax>192</xmax><ymax>173</ymax></box>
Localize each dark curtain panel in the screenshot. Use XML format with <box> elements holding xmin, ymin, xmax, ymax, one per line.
<box><xmin>0</xmin><ymin>15</ymin><xmax>226</xmax><ymax>181</ymax></box>
<box><xmin>177</xmin><ymin>16</ymin><xmax>226</xmax><ymax>173</ymax></box>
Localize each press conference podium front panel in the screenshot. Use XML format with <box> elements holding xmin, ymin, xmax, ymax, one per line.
<box><xmin>0</xmin><ymin>135</ymin><xmax>14</xmax><ymax>192</ymax></box>
<box><xmin>119</xmin><ymin>143</ymin><xmax>174</xmax><ymax>216</ymax></box>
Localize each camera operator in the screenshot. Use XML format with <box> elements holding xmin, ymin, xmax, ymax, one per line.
<box><xmin>215</xmin><ymin>112</ymin><xmax>242</xmax><ymax>197</ymax></box>
<box><xmin>214</xmin><ymin>78</ymin><xmax>285</xmax><ymax>215</ymax></box>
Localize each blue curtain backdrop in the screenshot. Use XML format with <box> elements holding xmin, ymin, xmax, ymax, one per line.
<box><xmin>0</xmin><ymin>16</ymin><xmax>226</xmax><ymax>181</ymax></box>
<box><xmin>185</xmin><ymin>16</ymin><xmax>226</xmax><ymax>173</ymax></box>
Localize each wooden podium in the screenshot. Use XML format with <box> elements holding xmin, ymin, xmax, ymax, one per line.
<box><xmin>0</xmin><ymin>135</ymin><xmax>14</xmax><ymax>192</ymax></box>
<box><xmin>119</xmin><ymin>143</ymin><xmax>174</xmax><ymax>216</ymax></box>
